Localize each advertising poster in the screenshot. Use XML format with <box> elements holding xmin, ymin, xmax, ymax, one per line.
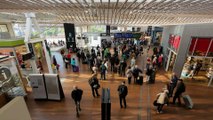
<box><xmin>44</xmin><ymin>74</ymin><xmax>60</xmax><ymax>100</ymax></box>
<box><xmin>29</xmin><ymin>74</ymin><xmax>47</xmax><ymax>99</ymax></box>
<box><xmin>64</xmin><ymin>23</ymin><xmax>76</xmax><ymax>51</ymax></box>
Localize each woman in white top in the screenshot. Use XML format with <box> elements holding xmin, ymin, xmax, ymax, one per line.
<box><xmin>156</xmin><ymin>90</ymin><xmax>169</xmax><ymax>113</ymax></box>
<box><xmin>130</xmin><ymin>57</ymin><xmax>136</xmax><ymax>68</ymax></box>
<box><xmin>126</xmin><ymin>66</ymin><xmax>133</xmax><ymax>84</ymax></box>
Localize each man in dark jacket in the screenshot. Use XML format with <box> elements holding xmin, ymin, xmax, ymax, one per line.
<box><xmin>89</xmin><ymin>74</ymin><xmax>100</xmax><ymax>97</ymax></box>
<box><xmin>169</xmin><ymin>72</ymin><xmax>178</xmax><ymax>97</ymax></box>
<box><xmin>100</xmin><ymin>62</ymin><xmax>107</xmax><ymax>80</ymax></box>
<box><xmin>120</xmin><ymin>61</ymin><xmax>127</xmax><ymax>77</ymax></box>
<box><xmin>117</xmin><ymin>81</ymin><xmax>128</xmax><ymax>108</ymax></box>
<box><xmin>71</xmin><ymin>86</ymin><xmax>83</xmax><ymax>117</ymax></box>
<box><xmin>110</xmin><ymin>55</ymin><xmax>115</xmax><ymax>72</ymax></box>
<box><xmin>173</xmin><ymin>79</ymin><xmax>186</xmax><ymax>105</ymax></box>
<box><xmin>133</xmin><ymin>65</ymin><xmax>143</xmax><ymax>83</ymax></box>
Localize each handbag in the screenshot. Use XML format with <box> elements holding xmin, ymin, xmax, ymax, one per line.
<box><xmin>93</xmin><ymin>84</ymin><xmax>100</xmax><ymax>89</ymax></box>
<box><xmin>153</xmin><ymin>100</ymin><xmax>158</xmax><ymax>106</ymax></box>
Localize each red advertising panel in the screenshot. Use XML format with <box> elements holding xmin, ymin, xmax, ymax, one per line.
<box><xmin>168</xmin><ymin>34</ymin><xmax>175</xmax><ymax>45</ymax></box>
<box><xmin>173</xmin><ymin>36</ymin><xmax>181</xmax><ymax>49</ymax></box>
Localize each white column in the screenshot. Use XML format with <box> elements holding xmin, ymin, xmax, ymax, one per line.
<box><xmin>24</xmin><ymin>13</ymin><xmax>39</xmax><ymax>74</ymax></box>
<box><xmin>165</xmin><ymin>50</ymin><xmax>172</xmax><ymax>71</ymax></box>
<box><xmin>32</xmin><ymin>15</ymin><xmax>53</xmax><ymax>73</ymax></box>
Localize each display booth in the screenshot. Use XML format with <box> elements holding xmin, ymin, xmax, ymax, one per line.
<box><xmin>0</xmin><ymin>56</ymin><xmax>27</xmax><ymax>107</ymax></box>
<box><xmin>28</xmin><ymin>74</ymin><xmax>64</xmax><ymax>101</ymax></box>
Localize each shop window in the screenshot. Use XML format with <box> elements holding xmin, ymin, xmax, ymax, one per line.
<box><xmin>188</xmin><ymin>38</ymin><xmax>196</xmax><ymax>55</ymax></box>
<box><xmin>193</xmin><ymin>38</ymin><xmax>211</xmax><ymax>56</ymax></box>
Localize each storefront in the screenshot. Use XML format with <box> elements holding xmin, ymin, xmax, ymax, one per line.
<box><xmin>181</xmin><ymin>37</ymin><xmax>213</xmax><ymax>83</ymax></box>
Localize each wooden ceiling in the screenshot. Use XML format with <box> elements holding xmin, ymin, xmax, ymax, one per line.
<box><xmin>1</xmin><ymin>0</ymin><xmax>213</xmax><ymax>26</ymax></box>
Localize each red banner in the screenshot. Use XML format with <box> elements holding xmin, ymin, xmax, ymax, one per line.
<box><xmin>173</xmin><ymin>36</ymin><xmax>181</xmax><ymax>49</ymax></box>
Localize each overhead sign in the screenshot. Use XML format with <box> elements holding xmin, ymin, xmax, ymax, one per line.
<box><xmin>64</xmin><ymin>23</ymin><xmax>76</xmax><ymax>51</ymax></box>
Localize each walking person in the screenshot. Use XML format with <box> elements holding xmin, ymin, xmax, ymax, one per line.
<box><xmin>126</xmin><ymin>66</ymin><xmax>133</xmax><ymax>84</ymax></box>
<box><xmin>53</xmin><ymin>55</ymin><xmax>59</xmax><ymax>70</ymax></box>
<box><xmin>71</xmin><ymin>86</ymin><xmax>83</xmax><ymax>117</ymax></box>
<box><xmin>169</xmin><ymin>72</ymin><xmax>178</xmax><ymax>97</ymax></box>
<box><xmin>130</xmin><ymin>57</ymin><xmax>136</xmax><ymax>68</ymax></box>
<box><xmin>89</xmin><ymin>74</ymin><xmax>100</xmax><ymax>98</ymax></box>
<box><xmin>146</xmin><ymin>66</ymin><xmax>153</xmax><ymax>83</ymax></box>
<box><xmin>173</xmin><ymin>79</ymin><xmax>186</xmax><ymax>105</ymax></box>
<box><xmin>156</xmin><ymin>90</ymin><xmax>169</xmax><ymax>113</ymax></box>
<box><xmin>100</xmin><ymin>62</ymin><xmax>107</xmax><ymax>80</ymax></box>
<box><xmin>71</xmin><ymin>58</ymin><xmax>76</xmax><ymax>72</ymax></box>
<box><xmin>117</xmin><ymin>81</ymin><xmax>128</xmax><ymax>108</ymax></box>
<box><xmin>110</xmin><ymin>54</ymin><xmax>115</xmax><ymax>72</ymax></box>
<box><xmin>120</xmin><ymin>60</ymin><xmax>127</xmax><ymax>77</ymax></box>
<box><xmin>132</xmin><ymin>65</ymin><xmax>143</xmax><ymax>83</ymax></box>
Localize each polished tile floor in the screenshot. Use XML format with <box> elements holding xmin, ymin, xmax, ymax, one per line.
<box><xmin>25</xmin><ymin>51</ymin><xmax>213</xmax><ymax>120</ymax></box>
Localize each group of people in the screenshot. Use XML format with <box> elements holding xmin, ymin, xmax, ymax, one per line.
<box><xmin>154</xmin><ymin>72</ymin><xmax>186</xmax><ymax>113</ymax></box>
<box><xmin>67</xmin><ymin>39</ymin><xmax>185</xmax><ymax>117</ymax></box>
<box><xmin>71</xmin><ymin>74</ymin><xmax>128</xmax><ymax>117</ymax></box>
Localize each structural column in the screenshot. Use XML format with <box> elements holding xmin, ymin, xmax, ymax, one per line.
<box><xmin>32</xmin><ymin>17</ymin><xmax>53</xmax><ymax>73</ymax></box>
<box><xmin>24</xmin><ymin>13</ymin><xmax>39</xmax><ymax>74</ymax></box>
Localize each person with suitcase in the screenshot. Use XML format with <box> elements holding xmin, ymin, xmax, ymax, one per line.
<box><xmin>146</xmin><ymin>66</ymin><xmax>153</xmax><ymax>83</ymax></box>
<box><xmin>132</xmin><ymin>65</ymin><xmax>143</xmax><ymax>84</ymax></box>
<box><xmin>117</xmin><ymin>81</ymin><xmax>128</xmax><ymax>108</ymax></box>
<box><xmin>71</xmin><ymin>86</ymin><xmax>83</xmax><ymax>117</ymax></box>
<box><xmin>169</xmin><ymin>72</ymin><xmax>178</xmax><ymax>97</ymax></box>
<box><xmin>88</xmin><ymin>74</ymin><xmax>100</xmax><ymax>98</ymax></box>
<box><xmin>136</xmin><ymin>75</ymin><xmax>143</xmax><ymax>85</ymax></box>
<box><xmin>156</xmin><ymin>90</ymin><xmax>169</xmax><ymax>113</ymax></box>
<box><xmin>173</xmin><ymin>79</ymin><xmax>186</xmax><ymax>105</ymax></box>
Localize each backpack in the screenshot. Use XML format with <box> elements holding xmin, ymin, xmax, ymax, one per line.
<box><xmin>88</xmin><ymin>78</ymin><xmax>95</xmax><ymax>86</ymax></box>
<box><xmin>119</xmin><ymin>86</ymin><xmax>125</xmax><ymax>95</ymax></box>
<box><xmin>101</xmin><ymin>64</ymin><xmax>106</xmax><ymax>72</ymax></box>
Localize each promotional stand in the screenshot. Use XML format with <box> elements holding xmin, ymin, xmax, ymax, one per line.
<box><xmin>28</xmin><ymin>74</ymin><xmax>47</xmax><ymax>99</ymax></box>
<box><xmin>29</xmin><ymin>74</ymin><xmax>64</xmax><ymax>101</ymax></box>
<box><xmin>44</xmin><ymin>74</ymin><xmax>64</xmax><ymax>100</ymax></box>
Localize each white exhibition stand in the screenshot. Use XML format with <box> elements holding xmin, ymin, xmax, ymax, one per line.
<box><xmin>28</xmin><ymin>73</ymin><xmax>64</xmax><ymax>100</ymax></box>
<box><xmin>29</xmin><ymin>74</ymin><xmax>47</xmax><ymax>99</ymax></box>
<box><xmin>44</xmin><ymin>74</ymin><xmax>61</xmax><ymax>100</ymax></box>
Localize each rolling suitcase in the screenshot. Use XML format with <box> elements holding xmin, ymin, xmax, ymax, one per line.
<box><xmin>136</xmin><ymin>76</ymin><xmax>143</xmax><ymax>85</ymax></box>
<box><xmin>182</xmin><ymin>95</ymin><xmax>193</xmax><ymax>109</ymax></box>
<box><xmin>73</xmin><ymin>66</ymin><xmax>79</xmax><ymax>72</ymax></box>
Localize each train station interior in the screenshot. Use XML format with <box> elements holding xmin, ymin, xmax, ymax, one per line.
<box><xmin>0</xmin><ymin>0</ymin><xmax>213</xmax><ymax>120</ymax></box>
